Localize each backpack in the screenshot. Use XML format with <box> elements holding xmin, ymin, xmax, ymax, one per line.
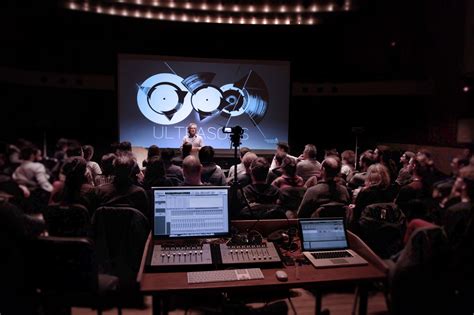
<box><xmin>359</xmin><ymin>202</ymin><xmax>406</xmax><ymax>258</ymax></box>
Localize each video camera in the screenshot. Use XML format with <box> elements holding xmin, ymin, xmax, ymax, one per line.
<box><xmin>222</xmin><ymin>126</ymin><xmax>244</xmax><ymax>135</ymax></box>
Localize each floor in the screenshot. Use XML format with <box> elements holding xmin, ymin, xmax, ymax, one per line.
<box><xmin>72</xmin><ymin>288</ymin><xmax>389</xmax><ymax>315</ymax></box>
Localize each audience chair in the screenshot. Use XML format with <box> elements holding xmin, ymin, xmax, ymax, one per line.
<box><xmin>388</xmin><ymin>226</ymin><xmax>451</xmax><ymax>315</ymax></box>
<box><xmin>92</xmin><ymin>206</ymin><xmax>149</xmax><ymax>291</ymax></box>
<box><xmin>358</xmin><ymin>203</ymin><xmax>406</xmax><ymax>259</ymax></box>
<box><xmin>43</xmin><ymin>204</ymin><xmax>90</xmax><ymax>237</ymax></box>
<box><xmin>27</xmin><ymin>236</ymin><xmax>121</xmax><ymax>315</ymax></box>
<box><xmin>312</xmin><ymin>202</ymin><xmax>348</xmax><ymax>219</ymax></box>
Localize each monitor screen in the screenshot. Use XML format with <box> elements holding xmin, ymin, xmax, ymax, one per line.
<box><xmin>118</xmin><ymin>54</ymin><xmax>290</xmax><ymax>150</ymax></box>
<box><xmin>152</xmin><ymin>186</ymin><xmax>230</xmax><ymax>238</ymax></box>
<box><xmin>299</xmin><ymin>218</ymin><xmax>349</xmax><ymax>251</ymax></box>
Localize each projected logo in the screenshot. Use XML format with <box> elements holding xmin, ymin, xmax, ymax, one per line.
<box><xmin>136</xmin><ymin>69</ymin><xmax>269</xmax><ymax>128</ymax></box>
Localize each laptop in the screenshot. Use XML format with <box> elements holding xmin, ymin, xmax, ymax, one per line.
<box><xmin>146</xmin><ymin>186</ymin><xmax>231</xmax><ymax>269</ymax></box>
<box><xmin>298</xmin><ymin>218</ymin><xmax>368</xmax><ymax>268</ymax></box>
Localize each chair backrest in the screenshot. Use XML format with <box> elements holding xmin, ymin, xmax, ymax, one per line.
<box><xmin>312</xmin><ymin>202</ymin><xmax>348</xmax><ymax>218</ymax></box>
<box><xmin>92</xmin><ymin>206</ymin><xmax>149</xmax><ymax>289</ymax></box>
<box><xmin>389</xmin><ymin>226</ymin><xmax>451</xmax><ymax>315</ymax></box>
<box><xmin>358</xmin><ymin>202</ymin><xmax>406</xmax><ymax>258</ymax></box>
<box><xmin>44</xmin><ymin>204</ymin><xmax>91</xmax><ymax>237</ymax></box>
<box><xmin>239</xmin><ymin>204</ymin><xmax>287</xmax><ymax>220</ymax></box>
<box><xmin>27</xmin><ymin>236</ymin><xmax>99</xmax><ymax>294</ymax></box>
<box><xmin>278</xmin><ymin>186</ymin><xmax>306</xmax><ymax>211</ymax></box>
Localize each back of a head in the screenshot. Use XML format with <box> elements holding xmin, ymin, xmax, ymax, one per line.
<box><xmin>62</xmin><ymin>157</ymin><xmax>87</xmax><ymax>186</ymax></box>
<box><xmin>144</xmin><ymin>156</ymin><xmax>166</xmax><ymax>181</ymax></box>
<box><xmin>117</xmin><ymin>141</ymin><xmax>132</xmax><ymax>153</ymax></box>
<box><xmin>113</xmin><ymin>155</ymin><xmax>136</xmax><ymax>184</ymax></box>
<box><xmin>67</xmin><ymin>141</ymin><xmax>83</xmax><ymax>158</ymax></box>
<box><xmin>182</xmin><ymin>142</ymin><xmax>192</xmax><ymax>157</ymax></box>
<box><xmin>239</xmin><ymin>147</ymin><xmax>251</xmax><ymax>158</ymax></box>
<box><xmin>324</xmin><ymin>148</ymin><xmax>339</xmax><ymax>158</ymax></box>
<box><xmin>322</xmin><ymin>157</ymin><xmax>341</xmax><ymax>180</ymax></box>
<box><xmin>360</xmin><ymin>150</ymin><xmax>376</xmax><ymax>169</ymax></box>
<box><xmin>281</xmin><ymin>156</ymin><xmax>297</xmax><ymax>177</ymax></box>
<box><xmin>365</xmin><ymin>163</ymin><xmax>391</xmax><ymax>189</ymax></box>
<box><xmin>242</xmin><ymin>152</ymin><xmax>258</xmax><ymax>170</ymax></box>
<box><xmin>341</xmin><ymin>150</ymin><xmax>355</xmax><ymax>165</ymax></box>
<box><xmin>82</xmin><ymin>145</ymin><xmax>94</xmax><ymax>161</ymax></box>
<box><xmin>160</xmin><ymin>148</ymin><xmax>175</xmax><ymax>162</ymax></box>
<box><xmin>304</xmin><ymin>144</ymin><xmax>318</xmax><ymax>160</ymax></box>
<box><xmin>100</xmin><ymin>153</ymin><xmax>116</xmax><ymax>175</ymax></box>
<box><xmin>19</xmin><ymin>145</ymin><xmax>36</xmax><ymax>160</ymax></box>
<box><xmin>277</xmin><ymin>141</ymin><xmax>290</xmax><ymax>153</ymax></box>
<box><xmin>183</xmin><ymin>155</ymin><xmax>202</xmax><ymax>178</ymax></box>
<box><xmin>147</xmin><ymin>145</ymin><xmax>160</xmax><ymax>159</ymax></box>
<box><xmin>198</xmin><ymin>146</ymin><xmax>215</xmax><ymax>164</ymax></box>
<box><xmin>250</xmin><ymin>157</ymin><xmax>269</xmax><ymax>182</ymax></box>
<box><xmin>275</xmin><ymin>151</ymin><xmax>287</xmax><ymax>165</ymax></box>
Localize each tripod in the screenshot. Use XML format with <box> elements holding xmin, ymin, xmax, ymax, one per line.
<box><xmin>226</xmin><ymin>127</ymin><xmax>253</xmax><ymax>218</ymax></box>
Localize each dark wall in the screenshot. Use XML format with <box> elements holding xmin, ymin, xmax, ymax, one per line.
<box><xmin>1</xmin><ymin>0</ymin><xmax>472</xmax><ymax>156</ymax></box>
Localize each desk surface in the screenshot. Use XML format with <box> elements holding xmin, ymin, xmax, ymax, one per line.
<box><xmin>138</xmin><ymin>219</ymin><xmax>387</xmax><ymax>294</ymax></box>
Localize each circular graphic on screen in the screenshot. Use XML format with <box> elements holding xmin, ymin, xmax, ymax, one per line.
<box><xmin>137</xmin><ymin>73</ymin><xmax>192</xmax><ymax>125</ymax></box>
<box><xmin>219</xmin><ymin>84</ymin><xmax>248</xmax><ymax>117</ymax></box>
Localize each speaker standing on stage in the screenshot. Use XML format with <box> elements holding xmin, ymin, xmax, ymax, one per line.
<box><xmin>182</xmin><ymin>122</ymin><xmax>204</xmax><ymax>153</ymax></box>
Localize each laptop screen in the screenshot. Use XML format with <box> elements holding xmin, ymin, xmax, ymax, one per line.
<box><xmin>152</xmin><ymin>186</ymin><xmax>230</xmax><ymax>239</ymax></box>
<box><xmin>299</xmin><ymin>218</ymin><xmax>349</xmax><ymax>251</ymax></box>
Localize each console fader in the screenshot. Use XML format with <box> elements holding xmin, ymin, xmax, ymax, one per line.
<box><xmin>219</xmin><ymin>242</ymin><xmax>281</xmax><ymax>265</ymax></box>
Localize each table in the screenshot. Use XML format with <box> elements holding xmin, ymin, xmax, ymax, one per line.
<box><xmin>138</xmin><ymin>219</ymin><xmax>388</xmax><ymax>315</ymax></box>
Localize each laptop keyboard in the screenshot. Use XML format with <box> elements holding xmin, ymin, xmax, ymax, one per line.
<box><xmin>311</xmin><ymin>250</ymin><xmax>353</xmax><ymax>259</ymax></box>
<box><xmin>187</xmin><ymin>268</ymin><xmax>264</xmax><ymax>284</ymax></box>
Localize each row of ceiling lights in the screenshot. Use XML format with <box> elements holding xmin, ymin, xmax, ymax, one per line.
<box><xmin>64</xmin><ymin>0</ymin><xmax>354</xmax><ymax>25</ymax></box>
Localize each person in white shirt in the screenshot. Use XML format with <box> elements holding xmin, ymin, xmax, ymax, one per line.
<box><xmin>182</xmin><ymin>122</ymin><xmax>204</xmax><ymax>153</ymax></box>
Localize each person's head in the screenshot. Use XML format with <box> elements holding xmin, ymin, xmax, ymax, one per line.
<box><xmin>82</xmin><ymin>145</ymin><xmax>94</xmax><ymax>161</ymax></box>
<box><xmin>187</xmin><ymin>123</ymin><xmax>198</xmax><ymax>137</ymax></box>
<box><xmin>365</xmin><ymin>163</ymin><xmax>391</xmax><ymax>189</ymax></box>
<box><xmin>100</xmin><ymin>153</ymin><xmax>116</xmax><ymax>176</ymax></box>
<box><xmin>250</xmin><ymin>157</ymin><xmax>269</xmax><ymax>183</ymax></box>
<box><xmin>281</xmin><ymin>156</ymin><xmax>297</xmax><ymax>177</ymax></box>
<box><xmin>117</xmin><ymin>141</ymin><xmax>132</xmax><ymax>154</ymax></box>
<box><xmin>400</xmin><ymin>151</ymin><xmax>415</xmax><ymax>166</ymax></box>
<box><xmin>198</xmin><ymin>146</ymin><xmax>215</xmax><ymax>164</ymax></box>
<box><xmin>276</xmin><ymin>141</ymin><xmax>290</xmax><ymax>154</ymax></box>
<box><xmin>66</xmin><ymin>141</ymin><xmax>83</xmax><ymax>158</ymax></box>
<box><xmin>242</xmin><ymin>152</ymin><xmax>258</xmax><ymax>172</ymax></box>
<box><xmin>182</xmin><ymin>142</ymin><xmax>192</xmax><ymax>157</ymax></box>
<box><xmin>374</xmin><ymin>145</ymin><xmax>391</xmax><ymax>163</ymax></box>
<box><xmin>321</xmin><ymin>157</ymin><xmax>341</xmax><ymax>180</ymax></box>
<box><xmin>182</xmin><ymin>155</ymin><xmax>202</xmax><ymax>185</ymax></box>
<box><xmin>303</xmin><ymin>144</ymin><xmax>318</xmax><ymax>160</ymax></box>
<box><xmin>147</xmin><ymin>145</ymin><xmax>160</xmax><ymax>159</ymax></box>
<box><xmin>62</xmin><ymin>157</ymin><xmax>88</xmax><ymax>186</ymax></box>
<box><xmin>359</xmin><ymin>150</ymin><xmax>376</xmax><ymax>171</ymax></box>
<box><xmin>34</xmin><ymin>149</ymin><xmax>43</xmax><ymax>162</ymax></box>
<box><xmin>324</xmin><ymin>148</ymin><xmax>339</xmax><ymax>159</ymax></box>
<box><xmin>19</xmin><ymin>146</ymin><xmax>36</xmax><ymax>161</ymax></box>
<box><xmin>341</xmin><ymin>150</ymin><xmax>355</xmax><ymax>166</ymax></box>
<box><xmin>450</xmin><ymin>156</ymin><xmax>469</xmax><ymax>177</ymax></box>
<box><xmin>56</xmin><ymin>138</ymin><xmax>69</xmax><ymax>152</ymax></box>
<box><xmin>239</xmin><ymin>147</ymin><xmax>251</xmax><ymax>159</ymax></box>
<box><xmin>143</xmin><ymin>156</ymin><xmax>166</xmax><ymax>185</ymax></box>
<box><xmin>160</xmin><ymin>148</ymin><xmax>175</xmax><ymax>162</ymax></box>
<box><xmin>113</xmin><ymin>155</ymin><xmax>137</xmax><ymax>186</ymax></box>
<box><xmin>274</xmin><ymin>151</ymin><xmax>287</xmax><ymax>167</ymax></box>
<box><xmin>453</xmin><ymin>165</ymin><xmax>474</xmax><ymax>201</ymax></box>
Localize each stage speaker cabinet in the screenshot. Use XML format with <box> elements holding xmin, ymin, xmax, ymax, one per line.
<box><xmin>457</xmin><ymin>119</ymin><xmax>474</xmax><ymax>143</ymax></box>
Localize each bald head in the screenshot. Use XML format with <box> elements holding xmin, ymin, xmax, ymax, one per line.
<box><xmin>182</xmin><ymin>155</ymin><xmax>202</xmax><ymax>185</ymax></box>
<box><xmin>322</xmin><ymin>157</ymin><xmax>341</xmax><ymax>179</ymax></box>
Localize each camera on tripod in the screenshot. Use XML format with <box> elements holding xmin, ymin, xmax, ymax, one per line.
<box><xmin>222</xmin><ymin>126</ymin><xmax>244</xmax><ymax>136</ymax></box>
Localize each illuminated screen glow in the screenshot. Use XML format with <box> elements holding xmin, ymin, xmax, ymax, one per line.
<box><xmin>118</xmin><ymin>54</ymin><xmax>290</xmax><ymax>150</ymax></box>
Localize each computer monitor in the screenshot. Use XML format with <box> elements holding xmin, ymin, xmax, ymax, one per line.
<box><xmin>152</xmin><ymin>186</ymin><xmax>230</xmax><ymax>239</ymax></box>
